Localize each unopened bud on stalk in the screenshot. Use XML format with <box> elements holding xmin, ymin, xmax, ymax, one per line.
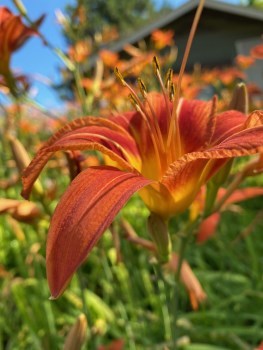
<box><xmin>229</xmin><ymin>83</ymin><xmax>248</xmax><ymax>114</ymax></box>
<box><xmin>63</xmin><ymin>313</ymin><xmax>88</xmax><ymax>350</ymax></box>
<box><xmin>12</xmin><ymin>0</ymin><xmax>27</xmax><ymax>16</ymax></box>
<box><xmin>8</xmin><ymin>135</ymin><xmax>31</xmax><ymax>173</ymax></box>
<box><xmin>147</xmin><ymin>213</ymin><xmax>171</xmax><ymax>263</ymax></box>
<box><xmin>8</xmin><ymin>135</ymin><xmax>43</xmax><ymax>196</ymax></box>
<box><xmin>7</xmin><ymin>216</ymin><xmax>25</xmax><ymax>241</ymax></box>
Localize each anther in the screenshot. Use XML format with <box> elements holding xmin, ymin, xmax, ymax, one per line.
<box><xmin>165</xmin><ymin>68</ymin><xmax>173</xmax><ymax>89</ymax></box>
<box><xmin>152</xmin><ymin>56</ymin><xmax>160</xmax><ymax>76</ymax></box>
<box><xmin>137</xmin><ymin>78</ymin><xmax>147</xmax><ymax>98</ymax></box>
<box><xmin>114</xmin><ymin>67</ymin><xmax>126</xmax><ymax>86</ymax></box>
<box><xmin>169</xmin><ymin>82</ymin><xmax>175</xmax><ymax>101</ymax></box>
<box><xmin>128</xmin><ymin>93</ymin><xmax>140</xmax><ymax>111</ymax></box>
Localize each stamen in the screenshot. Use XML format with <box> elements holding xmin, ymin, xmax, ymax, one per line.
<box><xmin>114</xmin><ymin>67</ymin><xmax>126</xmax><ymax>86</ymax></box>
<box><xmin>128</xmin><ymin>93</ymin><xmax>140</xmax><ymax>109</ymax></box>
<box><xmin>115</xmin><ymin>66</ymin><xmax>165</xmax><ymax>174</ymax></box>
<box><xmin>115</xmin><ymin>67</ymin><xmax>145</xmax><ymax>112</ymax></box>
<box><xmin>129</xmin><ymin>94</ymin><xmax>163</xmax><ymax>175</ymax></box>
<box><xmin>137</xmin><ymin>77</ymin><xmax>147</xmax><ymax>98</ymax></box>
<box><xmin>169</xmin><ymin>82</ymin><xmax>175</xmax><ymax>102</ymax></box>
<box><xmin>165</xmin><ymin>69</ymin><xmax>175</xmax><ymax>101</ymax></box>
<box><xmin>167</xmin><ymin>0</ymin><xmax>206</xmax><ymax>152</ymax></box>
<box><xmin>165</xmin><ymin>68</ymin><xmax>173</xmax><ymax>89</ymax></box>
<box><xmin>205</xmin><ymin>95</ymin><xmax>218</xmax><ymax>147</ymax></box>
<box><xmin>152</xmin><ymin>56</ymin><xmax>160</xmax><ymax>76</ymax></box>
<box><xmin>137</xmin><ymin>78</ymin><xmax>166</xmax><ymax>154</ymax></box>
<box><xmin>152</xmin><ymin>56</ymin><xmax>172</xmax><ymax>133</ymax></box>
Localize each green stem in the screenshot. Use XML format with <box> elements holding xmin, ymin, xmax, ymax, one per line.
<box><xmin>74</xmin><ymin>64</ymin><xmax>88</xmax><ymax>115</ymax></box>
<box><xmin>212</xmin><ymin>172</ymin><xmax>244</xmax><ymax>214</ymax></box>
<box><xmin>153</xmin><ymin>263</ymin><xmax>173</xmax><ymax>342</ymax></box>
<box><xmin>170</xmin><ymin>217</ymin><xmax>201</xmax><ymax>349</ymax></box>
<box><xmin>77</xmin><ymin>270</ymin><xmax>92</xmax><ymax>326</ymax></box>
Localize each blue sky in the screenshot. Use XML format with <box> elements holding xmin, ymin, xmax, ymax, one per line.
<box><xmin>1</xmin><ymin>0</ymin><xmax>74</xmax><ymax>109</ymax></box>
<box><xmin>1</xmin><ymin>0</ymin><xmax>241</xmax><ymax>109</ymax></box>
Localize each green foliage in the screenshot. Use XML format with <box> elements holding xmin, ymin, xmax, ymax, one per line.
<box><xmin>246</xmin><ymin>0</ymin><xmax>263</xmax><ymax>9</ymax></box>
<box><xmin>65</xmin><ymin>0</ymin><xmax>161</xmax><ymax>44</ymax></box>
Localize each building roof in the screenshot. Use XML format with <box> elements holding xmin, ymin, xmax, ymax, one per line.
<box><xmin>102</xmin><ymin>0</ymin><xmax>263</xmax><ymax>53</ymax></box>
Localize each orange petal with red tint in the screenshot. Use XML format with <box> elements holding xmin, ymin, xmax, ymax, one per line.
<box><xmin>178</xmin><ymin>98</ymin><xmax>217</xmax><ymax>153</ymax></box>
<box><xmin>0</xmin><ymin>7</ymin><xmax>44</xmax><ymax>58</ymax></box>
<box><xmin>162</xmin><ymin>126</ymin><xmax>263</xmax><ymax>214</ymax></box>
<box><xmin>243</xmin><ymin>110</ymin><xmax>263</xmax><ymax>129</ymax></box>
<box><xmin>250</xmin><ymin>44</ymin><xmax>263</xmax><ymax>59</ymax></box>
<box><xmin>21</xmin><ymin>116</ymin><xmax>141</xmax><ymax>199</ymax></box>
<box><xmin>210</xmin><ymin>110</ymin><xmax>246</xmax><ymax>145</ymax></box>
<box><xmin>220</xmin><ymin>187</ymin><xmax>263</xmax><ymax>207</ymax></box>
<box><xmin>197</xmin><ymin>187</ymin><xmax>263</xmax><ymax>243</ymax></box>
<box><xmin>197</xmin><ymin>213</ymin><xmax>221</xmax><ymax>243</ymax></box>
<box><xmin>165</xmin><ymin>125</ymin><xmax>263</xmax><ymax>183</ymax></box>
<box><xmin>46</xmin><ymin>166</ymin><xmax>152</xmax><ymax>298</ymax></box>
<box><xmin>166</xmin><ymin>253</ymin><xmax>207</xmax><ymax>310</ymax></box>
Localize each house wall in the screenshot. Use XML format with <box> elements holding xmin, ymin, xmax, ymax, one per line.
<box><xmin>162</xmin><ymin>8</ymin><xmax>263</xmax><ymax>69</ymax></box>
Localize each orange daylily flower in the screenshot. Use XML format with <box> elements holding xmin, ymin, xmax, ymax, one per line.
<box><xmin>151</xmin><ymin>29</ymin><xmax>174</xmax><ymax>49</ymax></box>
<box><xmin>98</xmin><ymin>339</ymin><xmax>124</xmax><ymax>350</ymax></box>
<box><xmin>235</xmin><ymin>55</ymin><xmax>255</xmax><ymax>70</ymax></box>
<box><xmin>219</xmin><ymin>68</ymin><xmax>245</xmax><ymax>85</ymax></box>
<box><xmin>99</xmin><ymin>50</ymin><xmax>119</xmax><ymax>68</ymax></box>
<box><xmin>255</xmin><ymin>341</ymin><xmax>263</xmax><ymax>350</ymax></box>
<box><xmin>166</xmin><ymin>253</ymin><xmax>207</xmax><ymax>310</ymax></box>
<box><xmin>21</xmin><ymin>71</ymin><xmax>263</xmax><ymax>298</ymax></box>
<box><xmin>0</xmin><ymin>198</ymin><xmax>41</xmax><ymax>222</ymax></box>
<box><xmin>250</xmin><ymin>44</ymin><xmax>263</xmax><ymax>59</ymax></box>
<box><xmin>0</xmin><ymin>6</ymin><xmax>44</xmax><ymax>76</ymax></box>
<box><xmin>68</xmin><ymin>40</ymin><xmax>90</xmax><ymax>63</ymax></box>
<box><xmin>196</xmin><ymin>186</ymin><xmax>263</xmax><ymax>243</ymax></box>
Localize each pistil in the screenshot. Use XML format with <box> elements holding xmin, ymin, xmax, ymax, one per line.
<box><xmin>137</xmin><ymin>78</ymin><xmax>166</xmax><ymax>155</ymax></box>
<box><xmin>167</xmin><ymin>0</ymin><xmax>206</xmax><ymax>155</ymax></box>
<box><xmin>153</xmin><ymin>57</ymin><xmax>172</xmax><ymax>129</ymax></box>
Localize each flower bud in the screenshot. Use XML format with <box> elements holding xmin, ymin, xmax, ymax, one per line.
<box><xmin>8</xmin><ymin>135</ymin><xmax>43</xmax><ymax>196</ymax></box>
<box><xmin>229</xmin><ymin>82</ymin><xmax>248</xmax><ymax>114</ymax></box>
<box><xmin>8</xmin><ymin>135</ymin><xmax>31</xmax><ymax>173</ymax></box>
<box><xmin>63</xmin><ymin>313</ymin><xmax>88</xmax><ymax>350</ymax></box>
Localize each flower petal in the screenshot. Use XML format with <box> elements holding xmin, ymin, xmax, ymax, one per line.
<box><xmin>0</xmin><ymin>7</ymin><xmax>44</xmax><ymax>58</ymax></box>
<box><xmin>220</xmin><ymin>187</ymin><xmax>263</xmax><ymax>207</ymax></box>
<box><xmin>211</xmin><ymin>110</ymin><xmax>263</xmax><ymax>146</ymax></box>
<box><xmin>165</xmin><ymin>125</ymin><xmax>263</xmax><ymax>178</ymax></box>
<box><xmin>243</xmin><ymin>110</ymin><xmax>263</xmax><ymax>129</ymax></box>
<box><xmin>46</xmin><ymin>166</ymin><xmax>152</xmax><ymax>298</ymax></box>
<box><xmin>162</xmin><ymin>126</ymin><xmax>263</xmax><ymax>214</ymax></box>
<box><xmin>166</xmin><ymin>253</ymin><xmax>207</xmax><ymax>310</ymax></box>
<box><xmin>21</xmin><ymin>116</ymin><xmax>141</xmax><ymax>199</ymax></box>
<box><xmin>197</xmin><ymin>213</ymin><xmax>221</xmax><ymax>243</ymax></box>
<box><xmin>250</xmin><ymin>44</ymin><xmax>263</xmax><ymax>59</ymax></box>
<box><xmin>112</xmin><ymin>92</ymin><xmax>172</xmax><ymax>154</ymax></box>
<box><xmin>197</xmin><ymin>187</ymin><xmax>263</xmax><ymax>243</ymax></box>
<box><xmin>178</xmin><ymin>98</ymin><xmax>217</xmax><ymax>153</ymax></box>
<box><xmin>210</xmin><ymin>110</ymin><xmax>246</xmax><ymax>145</ymax></box>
